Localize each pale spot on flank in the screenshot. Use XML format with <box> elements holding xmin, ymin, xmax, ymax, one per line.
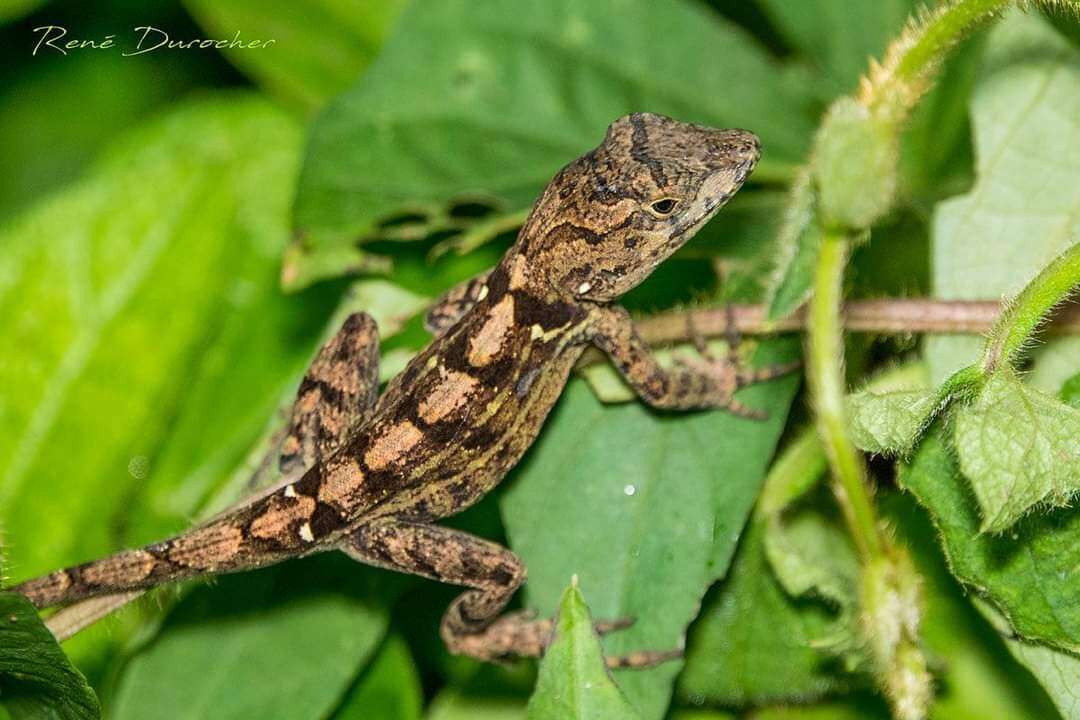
<box><xmin>298</xmin><ymin>522</ymin><xmax>315</xmax><ymax>543</ymax></box>
<box><xmin>283</xmin><ymin>484</ymin><xmax>297</xmax><ymax>498</ymax></box>
<box><xmin>419</xmin><ymin>369</ymin><xmax>480</xmax><ymax>423</ymax></box>
<box><xmin>468</xmin><ymin>294</ymin><xmax>515</xmax><ymax>366</ymax></box>
<box><xmin>530</xmin><ymin>324</ymin><xmax>544</xmax><ymax>340</ymax></box>
<box><xmin>365</xmin><ymin>420</ymin><xmax>424</xmax><ymax>470</ymax></box>
<box><xmin>476</xmin><ymin>284</ymin><xmax>489</xmax><ymax>300</ymax></box>
<box><xmin>577</xmin><ymin>281</ymin><xmax>592</xmax><ymax>294</ymax></box>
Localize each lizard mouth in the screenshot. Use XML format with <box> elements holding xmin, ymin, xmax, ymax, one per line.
<box><xmin>669</xmin><ymin>154</ymin><xmax>760</xmax><ymax>245</ymax></box>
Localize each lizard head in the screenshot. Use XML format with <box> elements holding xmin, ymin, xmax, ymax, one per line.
<box><xmin>526</xmin><ymin>112</ymin><xmax>759</xmax><ymax>302</ymax></box>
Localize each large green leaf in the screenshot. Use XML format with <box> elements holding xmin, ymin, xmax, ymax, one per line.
<box><xmin>913</xmin><ymin>11</ymin><xmax>1080</xmax><ymax>658</ymax></box>
<box><xmin>927</xmin><ymin>11</ymin><xmax>1080</xmax><ymax>388</ymax></box>
<box><xmin>977</xmin><ymin>601</ymin><xmax>1080</xmax><ymax>720</ymax></box>
<box><xmin>527</xmin><ymin>584</ymin><xmax>640</xmax><ymax>720</ymax></box>
<box><xmin>756</xmin><ymin>0</ymin><xmax>919</xmax><ymax>94</ymax></box>
<box><xmin>0</xmin><ymin>0</ymin><xmax>44</xmax><ymax>24</ymax></box>
<box><xmin>183</xmin><ymin>0</ymin><xmax>406</xmax><ymax>111</ymax></box>
<box><xmin>952</xmin><ymin>367</ymin><xmax>1080</xmax><ymax>532</ymax></box>
<box><xmin>0</xmin><ymin>96</ymin><xmax>310</xmax><ymax>578</ymax></box>
<box><xmin>678</xmin><ymin>519</ymin><xmax>845</xmax><ymax>706</ymax></box>
<box><xmin>0</xmin><ymin>592</ymin><xmax>99</xmax><ymax>720</ymax></box>
<box><xmin>289</xmin><ymin>0</ymin><xmax>818</xmax><ymax>287</ymax></box>
<box><xmin>899</xmin><ymin>429</ymin><xmax>1079</xmax><ymax>652</ymax></box>
<box><xmin>0</xmin><ymin>96</ymin><xmax>353</xmax><ymax>678</ymax></box>
<box><xmin>111</xmin><ymin>557</ymin><xmax>389</xmax><ymax>720</ymax></box>
<box><xmin>846</xmin><ymin>388</ymin><xmax>938</xmax><ymax>456</ymax></box>
<box><xmin>501</xmin><ymin>340</ymin><xmax>800</xmax><ymax>719</ymax></box>
<box><xmin>426</xmin><ymin>692</ymin><xmax>525</xmax><ymax>720</ymax></box>
<box><xmin>331</xmin><ymin>635</ymin><xmax>422</xmax><ymax>720</ymax></box>
<box><xmin>0</xmin><ymin>52</ymin><xmax>189</xmax><ymax>220</ymax></box>
<box><xmin>881</xmin><ymin>495</ymin><xmax>1063</xmax><ymax>720</ymax></box>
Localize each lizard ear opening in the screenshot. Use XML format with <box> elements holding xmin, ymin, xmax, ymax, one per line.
<box><xmin>647</xmin><ymin>197</ymin><xmax>680</xmax><ymax>217</ymax></box>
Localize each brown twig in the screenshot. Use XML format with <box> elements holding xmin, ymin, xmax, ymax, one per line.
<box><xmin>631</xmin><ymin>298</ymin><xmax>1080</xmax><ymax>345</ymax></box>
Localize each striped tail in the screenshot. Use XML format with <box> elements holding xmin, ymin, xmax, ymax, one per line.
<box><xmin>11</xmin><ymin>514</ymin><xmax>276</xmax><ymax>608</ymax></box>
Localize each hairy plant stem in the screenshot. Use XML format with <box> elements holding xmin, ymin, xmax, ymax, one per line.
<box><xmin>889</xmin><ymin>0</ymin><xmax>1011</xmax><ymax>101</ymax></box>
<box><xmin>807</xmin><ymin>232</ymin><xmax>884</xmax><ymax>561</ymax></box>
<box><xmin>982</xmin><ymin>241</ymin><xmax>1080</xmax><ymax>374</ymax></box>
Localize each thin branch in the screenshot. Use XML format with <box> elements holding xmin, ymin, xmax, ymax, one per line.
<box><xmin>631</xmin><ymin>298</ymin><xmax>1080</xmax><ymax>345</ymax></box>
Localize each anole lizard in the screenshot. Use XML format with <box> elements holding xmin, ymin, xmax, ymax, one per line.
<box><xmin>11</xmin><ymin>113</ymin><xmax>795</xmax><ymax>667</ymax></box>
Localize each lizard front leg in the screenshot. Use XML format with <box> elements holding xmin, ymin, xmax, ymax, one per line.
<box><xmin>341</xmin><ymin>521</ymin><xmax>677</xmax><ymax>669</ymax></box>
<box><xmin>589</xmin><ymin>305</ymin><xmax>799</xmax><ymax>417</ymax></box>
<box><xmin>423</xmin><ymin>270</ymin><xmax>491</xmax><ymax>336</ymax></box>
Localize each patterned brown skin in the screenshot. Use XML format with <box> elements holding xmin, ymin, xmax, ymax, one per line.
<box><xmin>12</xmin><ymin>113</ymin><xmax>794</xmax><ymax>667</ymax></box>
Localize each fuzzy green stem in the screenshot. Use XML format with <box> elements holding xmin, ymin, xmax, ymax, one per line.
<box><xmin>983</xmin><ymin>241</ymin><xmax>1080</xmax><ymax>373</ymax></box>
<box><xmin>807</xmin><ymin>232</ymin><xmax>885</xmax><ymax>561</ymax></box>
<box><xmin>893</xmin><ymin>0</ymin><xmax>1010</xmax><ymax>89</ymax></box>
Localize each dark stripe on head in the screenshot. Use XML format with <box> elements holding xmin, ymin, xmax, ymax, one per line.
<box><xmin>630</xmin><ymin>114</ymin><xmax>668</xmax><ymax>188</ymax></box>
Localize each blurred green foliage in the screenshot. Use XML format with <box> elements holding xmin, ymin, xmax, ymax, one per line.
<box><xmin>0</xmin><ymin>1</ymin><xmax>1077</xmax><ymax>719</ymax></box>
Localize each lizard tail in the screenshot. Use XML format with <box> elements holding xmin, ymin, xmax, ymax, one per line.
<box><xmin>12</xmin><ymin>461</ymin><xmax>350</xmax><ymax>609</ymax></box>
<box><xmin>11</xmin><ymin>549</ymin><xmax>158</xmax><ymax>608</ymax></box>
<box><xmin>10</xmin><ymin>515</ymin><xmax>270</xmax><ymax>609</ymax></box>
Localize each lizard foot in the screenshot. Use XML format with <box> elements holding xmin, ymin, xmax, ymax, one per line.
<box><xmin>442</xmin><ymin>610</ymin><xmax>680</xmax><ymax>670</ymax></box>
<box><xmin>676</xmin><ymin>306</ymin><xmax>801</xmax><ymax>420</ymax></box>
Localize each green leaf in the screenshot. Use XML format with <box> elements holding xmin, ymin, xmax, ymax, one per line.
<box><xmin>290</xmin><ymin>0</ymin><xmax>818</xmax><ymax>287</ymax></box>
<box><xmin>0</xmin><ymin>52</ymin><xmax>189</xmax><ymax>220</ymax></box>
<box><xmin>899</xmin><ymin>428</ymin><xmax>1080</xmax><ymax>651</ymax></box>
<box><xmin>426</xmin><ymin>691</ymin><xmax>525</xmax><ymax>720</ymax></box>
<box><xmin>678</xmin><ymin>520</ymin><xmax>845</xmax><ymax>706</ymax></box>
<box><xmin>813</xmin><ymin>98</ymin><xmax>898</xmax><ymax>230</ymax></box>
<box><xmin>756</xmin><ymin>0</ymin><xmax>920</xmax><ymax>94</ymax></box>
<box><xmin>898</xmin><ymin>34</ymin><xmax>982</xmax><ymax>204</ymax></box>
<box><xmin>927</xmin><ymin>11</ymin><xmax>1080</xmax><ymax>388</ymax></box>
<box><xmin>757</xmin><ymin>427</ymin><xmax>828</xmax><ymax>516</ymax></box>
<box><xmin>502</xmin><ymin>340</ymin><xmax>800</xmax><ymax>719</ymax></box>
<box><xmin>0</xmin><ymin>592</ymin><xmax>100</xmax><ymax>720</ymax></box>
<box><xmin>846</xmin><ymin>388</ymin><xmax>938</xmax><ymax>456</ymax></box>
<box><xmin>527</xmin><ymin>584</ymin><xmax>641</xmax><ymax>720</ymax></box>
<box><xmin>749</xmin><ymin>435</ymin><xmax>1060</xmax><ymax>719</ymax></box>
<box><xmin>1061</xmin><ymin>371</ymin><xmax>1080</xmax><ymax>408</ymax></box>
<box><xmin>952</xmin><ymin>368</ymin><xmax>1080</xmax><ymax>532</ymax></box>
<box><xmin>0</xmin><ymin>95</ymin><xmax>306</xmax><ymax>575</ymax></box>
<box><xmin>0</xmin><ymin>96</ymin><xmax>356</xmax><ymax>675</ymax></box>
<box><xmin>111</xmin><ymin>557</ymin><xmax>389</xmax><ymax>720</ymax></box>
<box><xmin>331</xmin><ymin>635</ymin><xmax>422</xmax><ymax>720</ymax></box>
<box><xmin>882</xmin><ymin>494</ymin><xmax>1062</xmax><ymax>720</ymax></box>
<box><xmin>667</xmin><ymin>710</ymin><xmax>736</xmax><ymax>720</ymax></box>
<box><xmin>182</xmin><ymin>0</ymin><xmax>406</xmax><ymax>112</ymax></box>
<box><xmin>0</xmin><ymin>0</ymin><xmax>44</xmax><ymax>24</ymax></box>
<box><xmin>976</xmin><ymin>600</ymin><xmax>1080</xmax><ymax>720</ymax></box>
<box><xmin>765</xmin><ymin>499</ymin><xmax>860</xmax><ymax>626</ymax></box>
<box><xmin>765</xmin><ymin>169</ymin><xmax>822</xmax><ymax>320</ymax></box>
<box><xmin>749</xmin><ymin>699</ymin><xmax>888</xmax><ymax>720</ymax></box>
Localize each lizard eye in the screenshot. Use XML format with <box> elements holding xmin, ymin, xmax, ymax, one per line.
<box><xmin>648</xmin><ymin>198</ymin><xmax>680</xmax><ymax>217</ymax></box>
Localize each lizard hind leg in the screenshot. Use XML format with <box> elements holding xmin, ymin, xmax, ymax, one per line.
<box><xmin>279</xmin><ymin>312</ymin><xmax>381</xmax><ymax>476</ymax></box>
<box><xmin>340</xmin><ymin>521</ymin><xmax>676</xmax><ymax>669</ymax></box>
<box><xmin>423</xmin><ymin>270</ymin><xmax>491</xmax><ymax>336</ymax></box>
